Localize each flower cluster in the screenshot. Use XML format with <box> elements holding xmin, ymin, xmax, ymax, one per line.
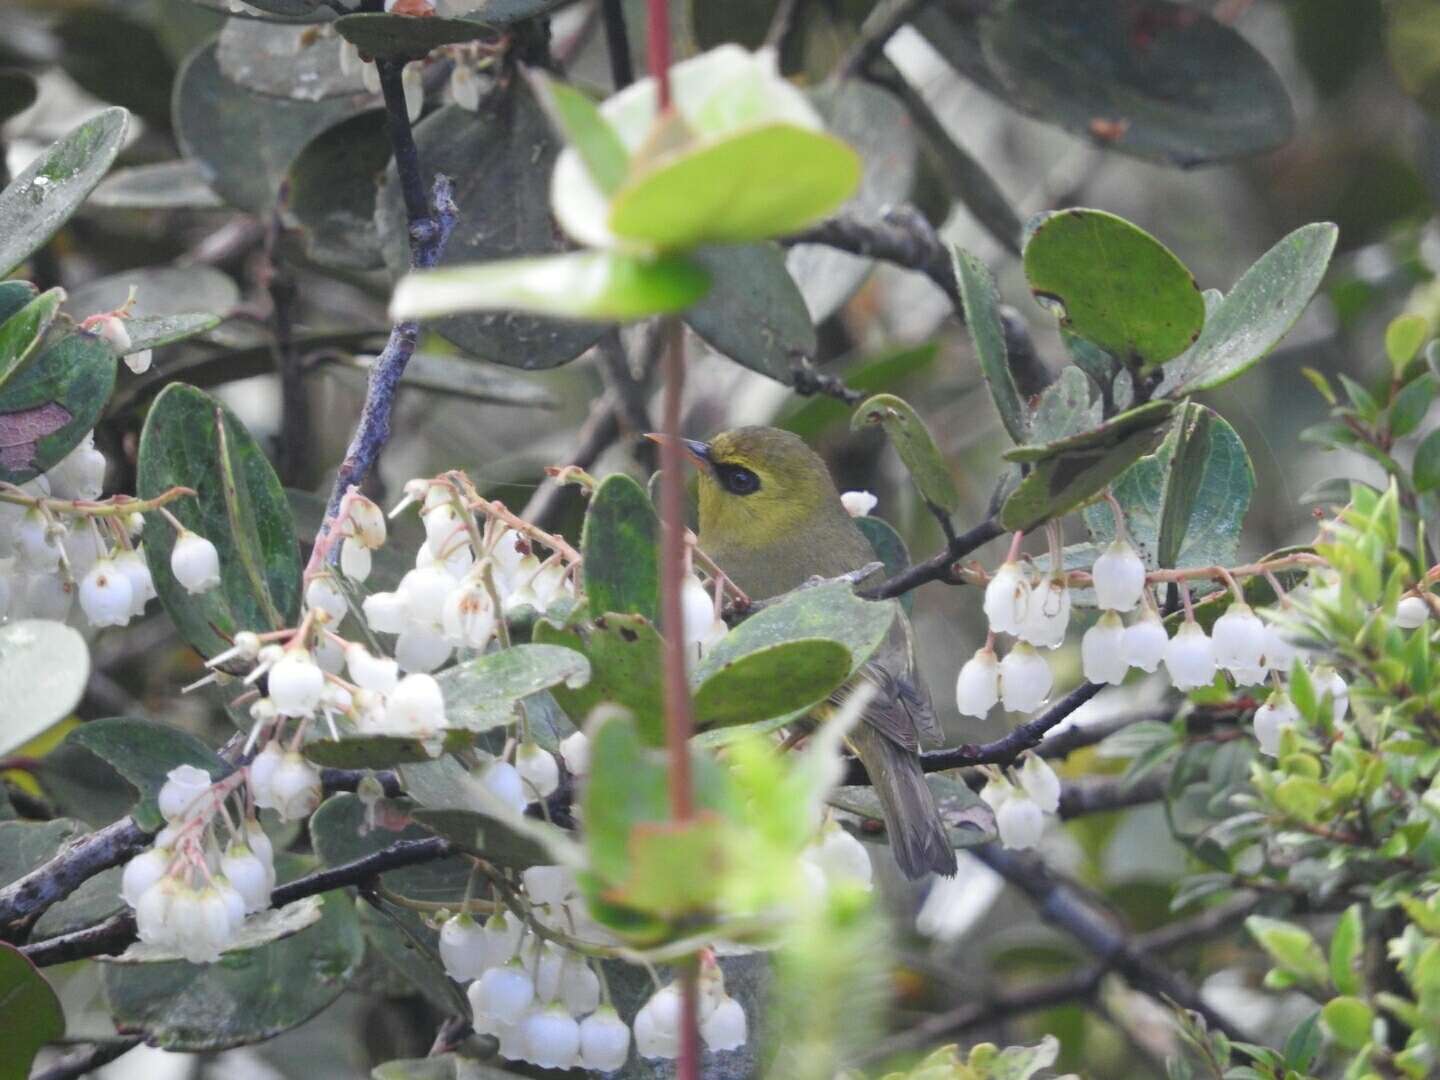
<box><xmin>0</xmin><ymin>449</ymin><xmax>220</xmax><ymax>629</ymax></box>
<box><xmin>979</xmin><ymin>753</ymin><xmax>1061</xmax><ymax>850</ymax></box>
<box><xmin>122</xmin><ymin>766</ymin><xmax>275</xmax><ymax>963</ymax></box>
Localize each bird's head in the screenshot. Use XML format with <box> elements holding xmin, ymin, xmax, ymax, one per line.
<box><xmin>649</xmin><ymin>426</ymin><xmax>844</xmax><ymax>550</ymax></box>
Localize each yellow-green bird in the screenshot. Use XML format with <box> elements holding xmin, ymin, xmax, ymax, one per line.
<box><xmin>683</xmin><ymin>425</ymin><xmax>956</xmax><ymax>879</ymax></box>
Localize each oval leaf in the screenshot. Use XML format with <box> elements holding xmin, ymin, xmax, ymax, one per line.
<box><xmin>334</xmin><ymin>13</ymin><xmax>492</xmax><ymax>58</ymax></box>
<box><xmin>67</xmin><ymin>718</ymin><xmax>231</xmax><ymax>832</ymax></box>
<box><xmin>693</xmin><ymin>638</ymin><xmax>852</xmax><ymax>730</ymax></box>
<box><xmin>850</xmin><ymin>393</ymin><xmax>960</xmax><ymax>514</ymax></box>
<box><xmin>0</xmin><ymin>331</ymin><xmax>116</xmax><ymax>484</ymax></box>
<box><xmin>684</xmin><ymin>243</ymin><xmax>815</xmax><ymax>384</ymax></box>
<box><xmin>0</xmin><ymin>621</ymin><xmax>89</xmax><ymax>758</ymax></box>
<box><xmin>953</xmin><ymin>244</ymin><xmax>1028</xmax><ymax>443</ymax></box>
<box><xmin>0</xmin><ymin>287</ymin><xmax>64</xmax><ymax>385</ymax></box>
<box><xmin>434</xmin><ymin>643</ymin><xmax>591</xmax><ymax>732</ymax></box>
<box><xmin>0</xmin><ymin>943</ymin><xmax>65</xmax><ymax>1080</ymax></box>
<box><xmin>1023</xmin><ymin>208</ymin><xmax>1204</xmax><ymax>369</ymax></box>
<box><xmin>136</xmin><ymin>384</ymin><xmax>302</xmax><ymax>660</ymax></box>
<box><xmin>286</xmin><ymin>108</ymin><xmax>391</xmax><ymax>270</ymax></box>
<box><xmin>581</xmin><ymin>473</ymin><xmax>660</xmax><ymax>624</ymax></box>
<box><xmin>0</xmin><ymin>107</ymin><xmax>130</xmax><ymax>278</ymax></box>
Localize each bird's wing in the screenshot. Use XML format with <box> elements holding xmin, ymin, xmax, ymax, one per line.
<box><xmin>832</xmin><ymin>661</ymin><xmax>920</xmax><ymax>753</ymax></box>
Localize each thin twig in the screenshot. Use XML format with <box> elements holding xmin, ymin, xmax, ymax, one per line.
<box><xmin>31</xmin><ymin>1038</ymin><xmax>143</xmax><ymax>1080</ymax></box>
<box><xmin>858</xmin><ymin>516</ymin><xmax>1004</xmax><ymax>600</ymax></box>
<box><xmin>600</xmin><ymin>0</ymin><xmax>634</xmax><ymax>89</ymax></box>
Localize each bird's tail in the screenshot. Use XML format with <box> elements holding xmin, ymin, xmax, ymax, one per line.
<box><xmin>848</xmin><ymin>723</ymin><xmax>957</xmax><ymax>879</ymax></box>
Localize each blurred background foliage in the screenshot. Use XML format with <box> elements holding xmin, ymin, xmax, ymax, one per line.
<box><xmin>4</xmin><ymin>0</ymin><xmax>1440</xmax><ymax>1075</ymax></box>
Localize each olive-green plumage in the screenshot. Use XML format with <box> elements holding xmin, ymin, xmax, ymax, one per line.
<box><xmin>694</xmin><ymin>426</ymin><xmax>956</xmax><ymax>879</ymax></box>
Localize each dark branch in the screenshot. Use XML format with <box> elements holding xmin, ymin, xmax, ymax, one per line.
<box><xmin>973</xmin><ymin>844</ymin><xmax>1251</xmax><ymax>1042</ymax></box>
<box><xmin>32</xmin><ymin>1038</ymin><xmax>143</xmax><ymax>1080</ymax></box>
<box><xmin>839</xmin><ymin>0</ymin><xmax>942</xmax><ymax>81</ymax></box>
<box><xmin>1057</xmin><ymin>771</ymin><xmax>1168</xmax><ymax>819</ymax></box>
<box><xmin>788</xmin><ymin>206</ymin><xmax>961</xmax><ymax>307</ymax></box>
<box><xmin>22</xmin><ymin>837</ymin><xmax>455</xmax><ymax>968</ymax></box>
<box><xmin>859</xmin><ymin>516</ymin><xmax>1004</xmax><ymax>600</ymax></box>
<box><xmin>600</xmin><ymin>0</ymin><xmax>634</xmax><ymax>90</ymax></box>
<box><xmin>0</xmin><ymin>817</ymin><xmax>150</xmax><ymax>936</ymax></box>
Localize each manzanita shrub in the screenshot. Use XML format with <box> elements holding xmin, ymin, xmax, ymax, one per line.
<box><xmin>3</xmin><ymin>1</ymin><xmax>1440</xmax><ymax>1078</ymax></box>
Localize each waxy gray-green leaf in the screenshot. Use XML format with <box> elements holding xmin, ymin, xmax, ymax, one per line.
<box><xmin>850</xmin><ymin>393</ymin><xmax>960</xmax><ymax>514</ymax></box>
<box><xmin>953</xmin><ymin>244</ymin><xmax>1028</xmax><ymax>443</ymax></box>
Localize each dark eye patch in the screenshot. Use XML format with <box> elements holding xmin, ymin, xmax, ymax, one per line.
<box><xmin>715</xmin><ymin>463</ymin><xmax>760</xmax><ymax>495</ymax></box>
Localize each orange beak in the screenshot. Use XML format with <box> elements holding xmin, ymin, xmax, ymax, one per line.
<box><xmin>644</xmin><ymin>433</ymin><xmax>712</xmax><ymax>469</ymax></box>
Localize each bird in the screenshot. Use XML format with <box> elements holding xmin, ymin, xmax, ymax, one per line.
<box><xmin>668</xmin><ymin>425</ymin><xmax>957</xmax><ymax>880</ymax></box>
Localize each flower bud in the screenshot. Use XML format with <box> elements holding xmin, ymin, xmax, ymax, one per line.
<box><xmin>560</xmin><ymin>954</ymin><xmax>601</xmax><ymax>1017</ymax></box>
<box><xmin>579</xmin><ymin>1006</ymin><xmax>631</xmax><ymax>1071</ymax></box>
<box><xmin>268</xmin><ymin>650</ymin><xmax>326</xmax><ymax>717</ymax></box>
<box><xmin>559</xmin><ymin>730</ymin><xmax>590</xmax><ymax>776</ymax></box>
<box><xmin>983</xmin><ymin>561</ymin><xmax>1030</xmax><ymax>636</ymax></box>
<box><xmin>439</xmin><ymin>913</ymin><xmax>489</xmax><ymax>982</ymax></box>
<box><xmin>339</xmin><ymin>536</ymin><xmax>372</xmax><ymax>582</ymax></box>
<box><xmin>840</xmin><ymin>490</ymin><xmax>877</xmax><ymax>517</ymax></box>
<box><xmin>135</xmin><ymin>876</ymin><xmax>181</xmax><ymax>947</ymax></box>
<box><xmin>700</xmin><ymin>996</ymin><xmax>747</xmax><ymax>1052</ymax></box>
<box><xmin>478</xmin><ymin>760</ymin><xmax>528</xmax><ymax>814</ymax></box>
<box><xmin>1081</xmin><ymin>611</ymin><xmax>1128</xmax><ymax>685</ymax></box>
<box><xmin>1164</xmin><ymin>621</ymin><xmax>1216</xmax><ymax>691</ymax></box>
<box><xmin>1091</xmin><ymin>539</ymin><xmax>1146</xmax><ymax>612</ymax></box>
<box><xmin>1253</xmin><ymin>693</ymin><xmax>1299</xmax><ymax>757</ymax></box>
<box><xmin>269</xmin><ymin>752</ymin><xmax>322</xmax><ymax>821</ymax></box>
<box><xmin>115</xmin><ymin>548</ymin><xmax>156</xmax><ymax>616</ymax></box>
<box><xmin>305</xmin><ymin>575</ymin><xmax>348</xmax><ymax>622</ymax></box>
<box><xmin>121</xmin><ymin>846</ymin><xmax>171</xmax><ymax>908</ymax></box>
<box><xmin>93</xmin><ymin>313</ymin><xmax>131</xmax><ymax>353</ymax></box>
<box><xmin>158</xmin><ymin>764</ymin><xmax>213</xmax><ymax>822</ymax></box>
<box><xmin>516</xmin><ymin>743</ymin><xmax>560</xmax><ymax>801</ymax></box>
<box><xmin>362</xmin><ymin>59</ymin><xmax>382</xmax><ymax>94</ymax></box>
<box><xmin>346</xmin><ymin>495</ymin><xmax>387</xmax><ymax>548</ymax></box>
<box><xmin>248</xmin><ymin>742</ymin><xmax>284</xmax><ymax>810</ymax></box>
<box><xmin>1122</xmin><ymin>609</ymin><xmax>1168</xmax><ymax>673</ymax></box>
<box><xmin>998</xmin><ymin>642</ymin><xmax>1052</xmax><ymax>713</ymax></box>
<box><xmin>473</xmin><ymin>961</ymin><xmax>535</xmax><ymax>1023</ymax></box>
<box><xmin>1397</xmin><ymin>594</ymin><xmax>1430</xmax><ymax>629</ymax></box>
<box><xmin>1016</xmin><ymin>752</ymin><xmax>1060</xmax><ymax>814</ymax></box>
<box><xmin>221</xmin><ymin>842</ymin><xmax>273</xmax><ymax>913</ymax></box>
<box><xmin>401</xmin><ymin>62</ymin><xmax>424</xmax><ymax>122</ymax></box>
<box><xmin>954</xmin><ymin>645</ymin><xmax>1000</xmax><ymax>718</ymax></box>
<box><xmin>171</xmin><ymin>530</ymin><xmax>221</xmax><ymax>594</ymax></box>
<box><xmin>124</xmin><ymin>348</ymin><xmax>153</xmax><ymax>375</ymax></box>
<box><xmin>80</xmin><ymin>558</ymin><xmax>135</xmax><ymax>628</ymax></box>
<box><xmin>483</xmin><ymin>911</ymin><xmax>524</xmax><ymax>968</ymax></box>
<box><xmin>995</xmin><ymin>793</ymin><xmax>1044</xmax><ymax>850</ymax></box>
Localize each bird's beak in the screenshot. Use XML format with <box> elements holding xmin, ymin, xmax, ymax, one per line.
<box><xmin>644</xmin><ymin>433</ymin><xmax>712</xmax><ymax>470</ymax></box>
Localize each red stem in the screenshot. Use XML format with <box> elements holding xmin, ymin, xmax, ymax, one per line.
<box><xmin>647</xmin><ymin>0</ymin><xmax>672</xmax><ymax>109</ymax></box>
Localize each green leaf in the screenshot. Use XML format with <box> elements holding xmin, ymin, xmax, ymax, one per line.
<box><xmin>1321</xmin><ymin>996</ymin><xmax>1374</xmax><ymax>1052</ymax></box>
<box><xmin>1152</xmin><ymin>404</ymin><xmax>1254</xmax><ymax>570</ymax></box>
<box><xmin>953</xmin><ymin>244</ymin><xmax>1028</xmax><ymax>443</ymax></box>
<box><xmin>999</xmin><ymin>400</ymin><xmax>1176</xmax><ymax>532</ymax></box>
<box><xmin>1386</xmin><ymin>313</ymin><xmax>1431</xmax><ymax>372</ymax></box>
<box><xmin>1246</xmin><ymin>915</ymin><xmax>1330</xmax><ymax>988</ymax></box>
<box><xmin>0</xmin><ymin>287</ymin><xmax>63</xmax><ymax>386</ymax></box>
<box><xmin>1028</xmin><ymin>366</ymin><xmax>1101</xmax><ymax>446</ymax></box>
<box><xmin>779</xmin><ymin>343</ymin><xmax>939</xmax><ymax>443</ymax></box>
<box><xmin>0</xmin><ymin>282</ymin><xmax>38</xmax><ymax>325</ymax></box>
<box><xmin>137</xmin><ymin>383</ymin><xmax>303</xmax><ymax>661</ymax></box>
<box><xmin>0</xmin><ymin>621</ymin><xmax>90</xmax><ymax>757</ymax></box>
<box><xmin>1330</xmin><ymin>903</ymin><xmax>1364</xmax><ymax>997</ymax></box>
<box><xmin>392</xmin><ymin>249</ymin><xmax>708</xmax><ymax>323</ymax></box>
<box><xmin>608</xmin><ymin>124</ymin><xmax>861</xmax><ymax>249</ymax></box>
<box><xmin>529</xmin><ymin>73</ymin><xmax>628</xmax><ymax>195</ymax></box>
<box><xmin>174</xmin><ymin>43</ymin><xmax>364</xmax><ymax>214</ymax></box>
<box><xmin>334</xmin><ymin>13</ymin><xmax>492</xmax><ymax>59</ymax></box>
<box><xmin>683</xmin><ymin>243</ymin><xmax>815</xmax><ymax>384</ymax></box>
<box><xmin>0</xmin><ymin>106</ymin><xmax>129</xmax><ymax>278</ymax></box>
<box><xmin>692</xmin><ymin>638</ymin><xmax>852</xmax><ymax>731</ymax></box>
<box><xmin>218</xmin><ymin>17</ymin><xmax>364</xmax><ymax>100</ymax></box>
<box><xmin>286</xmin><ymin>109</ymin><xmax>390</xmax><ymax>270</ymax></box>
<box><xmin>936</xmin><ymin>0</ymin><xmax>1294</xmax><ymax>166</ymax></box>
<box><xmin>90</xmin><ymin>160</ymin><xmax>224</xmax><ymax>210</ymax></box>
<box><xmin>376</xmin><ymin>91</ymin><xmax>605</xmax><ymax>368</ymax></box>
<box><xmin>829</xmin><ymin>773</ymin><xmax>996</xmax><ymax>850</ymax></box>
<box><xmin>854</xmin><ymin>513</ymin><xmax>914</xmax><ymax>615</ymax></box>
<box><xmin>850</xmin><ymin>393</ymin><xmax>960</xmax><ymax>514</ymax></box>
<box><xmin>1391</xmin><ymin>373</ymin><xmax>1435</xmax><ymax>438</ymax></box>
<box><xmin>0</xmin><ymin>943</ymin><xmax>64</xmax><ymax>1080</ymax></box>
<box><xmin>1159</xmin><ymin>223</ymin><xmax>1338</xmax><ymax>396</ymax></box>
<box><xmin>787</xmin><ymin>80</ymin><xmax>918</xmax><ymax>322</ymax></box>
<box><xmin>0</xmin><ymin>331</ymin><xmax>116</xmax><ymax>484</ymax></box>
<box><xmin>534</xmin><ymin>614</ymin><xmax>663</xmax><ymax>744</ymax></box>
<box><xmin>695</xmin><ymin>581</ymin><xmax>895</xmax><ymax>691</ymax></box>
<box><xmin>0</xmin><ymin>819</ymin><xmax>82</xmax><ymax>891</ymax></box>
<box><xmin>1282</xmin><ymin>1010</ymin><xmax>1323</xmax><ymax>1072</ymax></box>
<box><xmin>110</xmin><ymin>897</ymin><xmax>326</xmax><ymax>964</ymax></box>
<box><xmin>582</xmin><ymin>473</ymin><xmax>660</xmax><ymax>624</ymax></box>
<box><xmin>103</xmin><ymin>887</ymin><xmax>363</xmax><ymax>1050</ymax></box>
<box><xmin>1415</xmin><ymin>428</ymin><xmax>1440</xmax><ymax>492</ymax></box>
<box><xmin>1023</xmin><ymin>208</ymin><xmax>1203</xmax><ymax>368</ymax></box>
<box><xmin>310</xmin><ymin>793</ymin><xmax>473</xmax><ymax>902</ymax></box>
<box><xmin>67</xmin><ymin>718</ymin><xmax>231</xmax><ymax>831</ymax></box>
<box><xmin>303</xmin><ymin>734</ymin><xmax>450</xmax><ymax>770</ymax></box>
<box><xmin>434</xmin><ymin>644</ymin><xmax>590</xmax><ymax>733</ymax></box>
<box><xmin>64</xmin><ymin>265</ymin><xmax>239</xmax><ymax>342</ymax></box>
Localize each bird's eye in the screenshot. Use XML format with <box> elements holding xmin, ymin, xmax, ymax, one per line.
<box><xmin>717</xmin><ymin>464</ymin><xmax>760</xmax><ymax>496</ymax></box>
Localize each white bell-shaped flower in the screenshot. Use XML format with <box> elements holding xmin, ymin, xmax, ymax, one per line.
<box><xmin>1091</xmin><ymin>539</ymin><xmax>1146</xmax><ymax>612</ymax></box>
<box><xmin>516</xmin><ymin>743</ymin><xmax>560</xmax><ymax>801</ymax></box>
<box><xmin>802</xmin><ymin>822</ymin><xmax>873</xmax><ymax>889</ymax></box>
<box><xmin>248</xmin><ymin>742</ymin><xmax>284</xmax><ymax>810</ymax></box>
<box><xmin>115</xmin><ymin>548</ymin><xmax>156</xmax><ymax>616</ymax></box>
<box><xmin>999</xmin><ymin>642</ymin><xmax>1052</xmax><ymax>713</ymax></box>
<box><xmin>345</xmin><ymin>643</ymin><xmax>399</xmax><ymax>693</ymax></box>
<box><xmin>1211</xmin><ymin>602</ymin><xmax>1267</xmax><ymax>673</ymax></box>
<box><xmin>268</xmin><ymin>650</ymin><xmax>326</xmax><ymax>717</ymax></box>
<box><xmin>398</xmin><ymin>566</ymin><xmax>455</xmax><ymax>627</ymax></box>
<box><xmin>450</xmin><ymin>63</ymin><xmax>481</xmax><ymax>111</ymax></box>
<box><xmin>1122</xmin><ymin>609</ymin><xmax>1168</xmax><ymax>673</ymax></box>
<box><xmin>579</xmin><ymin>1006</ymin><xmax>631</xmax><ymax>1071</ymax></box>
<box><xmin>171</xmin><ymin>530</ymin><xmax>221</xmax><ymax>594</ymax></box>
<box><xmin>633</xmin><ymin>985</ymin><xmax>681</xmax><ymax>1060</ymax></box>
<box><xmin>983</xmin><ymin>561</ymin><xmax>1031</xmax><ymax>636</ymax></box>
<box><xmin>474</xmin><ymin>961</ymin><xmax>536</xmax><ymax>1023</ymax></box>
<box><xmin>305</xmin><ymin>575</ymin><xmax>348</xmax><ymax>622</ymax></box>
<box><xmin>347</xmin><ymin>495</ymin><xmax>387</xmax><ymax>549</ymax></box>
<box><xmin>80</xmin><ymin>558</ymin><xmax>134</xmax><ymax>628</ymax></box>
<box><xmin>680</xmin><ymin>574</ymin><xmax>716</xmax><ymax>648</ymax></box>
<box><xmin>363</xmin><ymin>590</ymin><xmax>408</xmax><ymax>633</ymax></box>
<box><xmin>1396</xmin><ymin>595</ymin><xmax>1430</xmax><ymax>629</ymax></box>
<box><xmin>981</xmin><ymin>779</ymin><xmax>1044</xmax><ymax>850</ymax></box>
<box><xmin>523</xmin><ymin>1004</ymin><xmax>581</xmax><ymax>1069</ymax></box>
<box><xmin>441</xmin><ymin>573</ymin><xmax>497</xmax><ymax>648</ymax></box>
<box><xmin>269</xmin><ymin>752</ymin><xmax>322</xmax><ymax>821</ymax></box>
<box><xmin>560</xmin><ymin>954</ymin><xmax>601</xmax><ymax>1017</ymax></box>
<box><xmin>483</xmin><ymin>911</ymin><xmax>524</xmax><ymax>968</ymax></box>
<box><xmin>840</xmin><ymin>490</ymin><xmax>877</xmax><ymax>517</ymax></box>
<box><xmin>134</xmin><ymin>876</ymin><xmax>181</xmax><ymax>947</ymax></box>
<box><xmin>559</xmin><ymin>730</ymin><xmax>590</xmax><ymax>776</ymax></box>
<box><xmin>955</xmin><ymin>645</ymin><xmax>1000</xmax><ymax>718</ymax></box>
<box><xmin>1081</xmin><ymin>611</ymin><xmax>1128</xmax><ymax>686</ymax></box>
<box><xmin>700</xmin><ymin>996</ymin><xmax>747</xmax><ymax>1052</ymax></box>
<box><xmin>16</xmin><ymin>509</ymin><xmax>61</xmax><ymax>572</ymax></box>
<box><xmin>1164</xmin><ymin>621</ymin><xmax>1217</xmax><ymax>691</ymax></box>
<box><xmin>158</xmin><ymin>764</ymin><xmax>214</xmax><ymax>822</ymax></box>
<box><xmin>440</xmin><ymin>913</ymin><xmax>490</xmax><ymax>982</ymax></box>
<box><xmin>339</xmin><ymin>536</ymin><xmax>372</xmax><ymax>582</ymax></box>
<box><xmin>385</xmin><ymin>673</ymin><xmax>447</xmax><ymax>737</ymax></box>
<box><xmin>171</xmin><ymin>883</ymin><xmax>237</xmax><ymax>964</ymax></box>
<box><xmin>1017</xmin><ymin>574</ymin><xmax>1070</xmax><ymax>649</ymax></box>
<box><xmin>1016</xmin><ymin>752</ymin><xmax>1061</xmax><ymax>814</ymax></box>
<box><xmin>221</xmin><ymin>842</ymin><xmax>273</xmax><ymax>913</ymax></box>
<box><xmin>121</xmin><ymin>847</ymin><xmax>171</xmax><ymax>908</ymax></box>
<box><xmin>478</xmin><ymin>760</ymin><xmax>529</xmax><ymax>814</ymax></box>
<box><xmin>394</xmin><ymin>624</ymin><xmax>453</xmax><ymax>672</ymax></box>
<box><xmin>1253</xmin><ymin>693</ymin><xmax>1300</xmax><ymax>757</ymax></box>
